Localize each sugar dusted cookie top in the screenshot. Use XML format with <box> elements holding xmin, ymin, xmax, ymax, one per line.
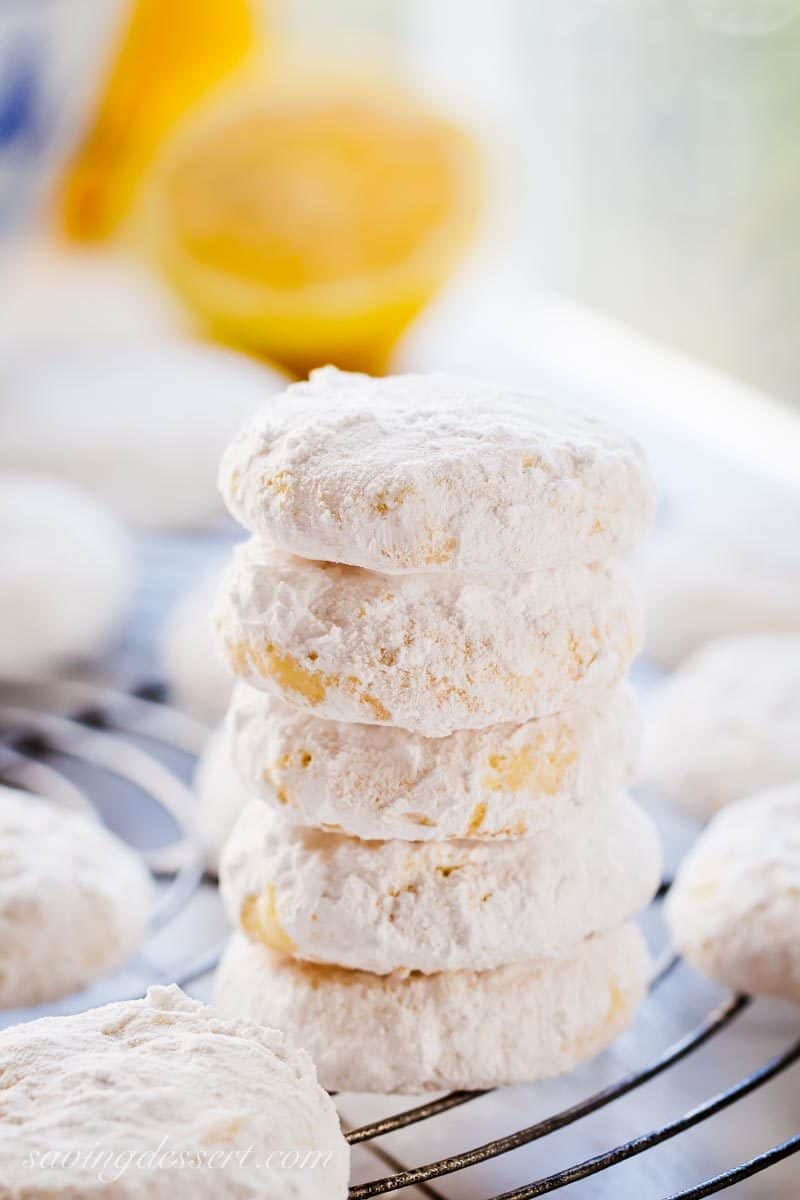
<box><xmin>0</xmin><ymin>472</ymin><xmax>132</xmax><ymax>676</ymax></box>
<box><xmin>220</xmin><ymin>367</ymin><xmax>654</xmax><ymax>573</ymax></box>
<box><xmin>641</xmin><ymin>634</ymin><xmax>800</xmax><ymax>820</ymax></box>
<box><xmin>0</xmin><ymin>785</ymin><xmax>153</xmax><ymax>1009</ymax></box>
<box><xmin>666</xmin><ymin>784</ymin><xmax>800</xmax><ymax>1003</ymax></box>
<box><xmin>0</xmin><ymin>985</ymin><xmax>349</xmax><ymax>1199</ymax></box>
<box><xmin>643</xmin><ymin>503</ymin><xmax>800</xmax><ymax>668</ymax></box>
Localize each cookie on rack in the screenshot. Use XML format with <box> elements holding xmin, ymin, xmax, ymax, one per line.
<box><xmin>215</xmin><ymin>923</ymin><xmax>650</xmax><ymax>1094</ymax></box>
<box><xmin>162</xmin><ymin>564</ymin><xmax>234</xmax><ymax>723</ymax></box>
<box><xmin>214</xmin><ymin>541</ymin><xmax>641</xmax><ymax>736</ymax></box>
<box><xmin>667</xmin><ymin>784</ymin><xmax>800</xmax><ymax>1002</ymax></box>
<box><xmin>0</xmin><ymin>340</ymin><xmax>286</xmax><ymax>531</ymax></box>
<box><xmin>0</xmin><ymin>785</ymin><xmax>153</xmax><ymax>1008</ymax></box>
<box><xmin>0</xmin><ymin>985</ymin><xmax>349</xmax><ymax>1198</ymax></box>
<box><xmin>643</xmin><ymin>517</ymin><xmax>800</xmax><ymax>668</ymax></box>
<box><xmin>0</xmin><ymin>472</ymin><xmax>132</xmax><ymax>676</ymax></box>
<box><xmin>221</xmin><ymin>796</ymin><xmax>661</xmax><ymax>974</ymax></box>
<box><xmin>228</xmin><ymin>680</ymin><xmax>640</xmax><ymax>841</ymax></box>
<box><xmin>194</xmin><ymin>723</ymin><xmax>252</xmax><ymax>873</ymax></box>
<box><xmin>220</xmin><ymin>366</ymin><xmax>654</xmax><ymax>574</ymax></box>
<box><xmin>641</xmin><ymin>634</ymin><xmax>800</xmax><ymax>820</ymax></box>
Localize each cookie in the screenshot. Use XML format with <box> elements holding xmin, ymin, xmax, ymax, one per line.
<box><xmin>220</xmin><ymin>796</ymin><xmax>661</xmax><ymax>974</ymax></box>
<box><xmin>228</xmin><ymin>680</ymin><xmax>640</xmax><ymax>841</ymax></box>
<box><xmin>0</xmin><ymin>785</ymin><xmax>153</xmax><ymax>1008</ymax></box>
<box><xmin>0</xmin><ymin>242</ymin><xmax>183</xmax><ymax>354</ymax></box>
<box><xmin>194</xmin><ymin>724</ymin><xmax>251</xmax><ymax>873</ymax></box>
<box><xmin>0</xmin><ymin>984</ymin><xmax>349</xmax><ymax>1198</ymax></box>
<box><xmin>666</xmin><ymin>784</ymin><xmax>800</xmax><ymax>1002</ymax></box>
<box><xmin>214</xmin><ymin>540</ymin><xmax>641</xmax><ymax>736</ymax></box>
<box><xmin>0</xmin><ymin>472</ymin><xmax>132</xmax><ymax>676</ymax></box>
<box><xmin>215</xmin><ymin>923</ymin><xmax>651</xmax><ymax>1094</ymax></box>
<box><xmin>0</xmin><ymin>342</ymin><xmax>285</xmax><ymax>530</ymax></box>
<box><xmin>220</xmin><ymin>366</ymin><xmax>654</xmax><ymax>573</ymax></box>
<box><xmin>643</xmin><ymin>521</ymin><xmax>800</xmax><ymax>668</ymax></box>
<box><xmin>162</xmin><ymin>565</ymin><xmax>234</xmax><ymax>722</ymax></box>
<box><xmin>641</xmin><ymin>635</ymin><xmax>800</xmax><ymax>820</ymax></box>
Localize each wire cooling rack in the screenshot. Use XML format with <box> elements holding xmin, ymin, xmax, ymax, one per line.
<box><xmin>0</xmin><ymin>677</ymin><xmax>798</xmax><ymax>1198</ymax></box>
<box><xmin>0</xmin><ymin>677</ymin><xmax>223</xmax><ymax>1025</ymax></box>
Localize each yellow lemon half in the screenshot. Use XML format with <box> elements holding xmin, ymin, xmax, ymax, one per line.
<box><xmin>58</xmin><ymin>0</ymin><xmax>257</xmax><ymax>242</ymax></box>
<box><xmin>145</xmin><ymin>70</ymin><xmax>481</xmax><ymax>375</ymax></box>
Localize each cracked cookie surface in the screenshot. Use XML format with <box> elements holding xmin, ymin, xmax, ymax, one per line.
<box><xmin>214</xmin><ymin>539</ymin><xmax>642</xmax><ymax>736</ymax></box>
<box><xmin>227</xmin><ymin>680</ymin><xmax>640</xmax><ymax>840</ymax></box>
<box><xmin>221</xmin><ymin>795</ymin><xmax>661</xmax><ymax>974</ymax></box>
<box><xmin>220</xmin><ymin>366</ymin><xmax>654</xmax><ymax>574</ymax></box>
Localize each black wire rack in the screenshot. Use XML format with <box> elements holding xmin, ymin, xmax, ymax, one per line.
<box><xmin>0</xmin><ymin>677</ymin><xmax>223</xmax><ymax>1023</ymax></box>
<box><xmin>1</xmin><ymin>677</ymin><xmax>798</xmax><ymax>1199</ymax></box>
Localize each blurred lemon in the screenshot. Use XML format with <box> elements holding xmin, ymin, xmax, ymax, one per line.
<box><xmin>144</xmin><ymin>70</ymin><xmax>481</xmax><ymax>374</ymax></box>
<box><xmin>58</xmin><ymin>0</ymin><xmax>257</xmax><ymax>242</ymax></box>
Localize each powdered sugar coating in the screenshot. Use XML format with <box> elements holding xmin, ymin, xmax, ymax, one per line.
<box><xmin>641</xmin><ymin>634</ymin><xmax>800</xmax><ymax>821</ymax></box>
<box><xmin>227</xmin><ymin>681</ymin><xmax>640</xmax><ymax>841</ymax></box>
<box><xmin>220</xmin><ymin>796</ymin><xmax>661</xmax><ymax>974</ymax></box>
<box><xmin>0</xmin><ymin>473</ymin><xmax>132</xmax><ymax>676</ymax></box>
<box><xmin>0</xmin><ymin>786</ymin><xmax>154</xmax><ymax>1008</ymax></box>
<box><xmin>666</xmin><ymin>785</ymin><xmax>800</xmax><ymax>1002</ymax></box>
<box><xmin>644</xmin><ymin>518</ymin><xmax>800</xmax><ymax>668</ymax></box>
<box><xmin>215</xmin><ymin>924</ymin><xmax>651</xmax><ymax>1093</ymax></box>
<box><xmin>0</xmin><ymin>342</ymin><xmax>286</xmax><ymax>531</ymax></box>
<box><xmin>194</xmin><ymin>724</ymin><xmax>252</xmax><ymax>873</ymax></box>
<box><xmin>162</xmin><ymin>565</ymin><xmax>233</xmax><ymax>723</ymax></box>
<box><xmin>219</xmin><ymin>367</ymin><xmax>654</xmax><ymax>574</ymax></box>
<box><xmin>214</xmin><ymin>540</ymin><xmax>642</xmax><ymax>736</ymax></box>
<box><xmin>0</xmin><ymin>985</ymin><xmax>348</xmax><ymax>1198</ymax></box>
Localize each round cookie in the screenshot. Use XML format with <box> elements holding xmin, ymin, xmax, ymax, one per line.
<box><xmin>641</xmin><ymin>634</ymin><xmax>800</xmax><ymax>820</ymax></box>
<box><xmin>228</xmin><ymin>680</ymin><xmax>641</xmax><ymax>841</ymax></box>
<box><xmin>220</xmin><ymin>366</ymin><xmax>654</xmax><ymax>574</ymax></box>
<box><xmin>0</xmin><ymin>342</ymin><xmax>285</xmax><ymax>530</ymax></box>
<box><xmin>0</xmin><ymin>242</ymin><xmax>184</xmax><ymax>359</ymax></box>
<box><xmin>666</xmin><ymin>785</ymin><xmax>800</xmax><ymax>1002</ymax></box>
<box><xmin>220</xmin><ymin>795</ymin><xmax>661</xmax><ymax>974</ymax></box>
<box><xmin>214</xmin><ymin>540</ymin><xmax>642</xmax><ymax>736</ymax></box>
<box><xmin>0</xmin><ymin>984</ymin><xmax>349</xmax><ymax>1199</ymax></box>
<box><xmin>162</xmin><ymin>565</ymin><xmax>234</xmax><ymax>722</ymax></box>
<box><xmin>215</xmin><ymin>923</ymin><xmax>651</xmax><ymax>1094</ymax></box>
<box><xmin>643</xmin><ymin>520</ymin><xmax>800</xmax><ymax>668</ymax></box>
<box><xmin>195</xmin><ymin>724</ymin><xmax>252</xmax><ymax>873</ymax></box>
<box><xmin>0</xmin><ymin>472</ymin><xmax>132</xmax><ymax>676</ymax></box>
<box><xmin>0</xmin><ymin>785</ymin><xmax>154</xmax><ymax>1008</ymax></box>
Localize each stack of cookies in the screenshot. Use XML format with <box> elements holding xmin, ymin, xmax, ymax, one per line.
<box><xmin>212</xmin><ymin>367</ymin><xmax>661</xmax><ymax>1095</ymax></box>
